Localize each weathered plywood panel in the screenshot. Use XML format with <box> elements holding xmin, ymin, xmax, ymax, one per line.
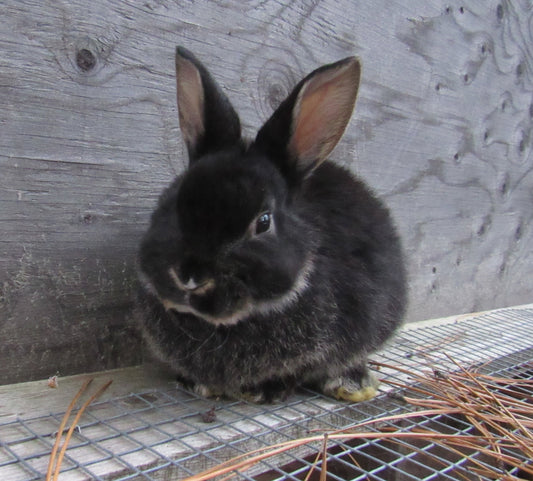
<box><xmin>1</xmin><ymin>0</ymin><xmax>532</xmax><ymax>384</ymax></box>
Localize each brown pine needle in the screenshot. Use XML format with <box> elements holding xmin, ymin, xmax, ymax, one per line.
<box><xmin>477</xmin><ymin>372</ymin><xmax>533</xmax><ymax>385</ymax></box>
<box><xmin>445</xmin><ymin>353</ymin><xmax>533</xmax><ymax>442</ymax></box>
<box><xmin>45</xmin><ymin>378</ymin><xmax>93</xmax><ymax>481</ymax></box>
<box><xmin>303</xmin><ymin>448</ymin><xmax>322</xmax><ymax>481</ymax></box>
<box><xmin>319</xmin><ymin>433</ymin><xmax>328</xmax><ymax>481</ymax></box>
<box><xmin>46</xmin><ymin>379</ymin><xmax>112</xmax><ymax>481</ymax></box>
<box><xmin>52</xmin><ymin>380</ymin><xmax>113</xmax><ymax>481</ymax></box>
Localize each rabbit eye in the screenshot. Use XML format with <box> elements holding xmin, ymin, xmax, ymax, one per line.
<box><xmin>254</xmin><ymin>212</ymin><xmax>271</xmax><ymax>235</ymax></box>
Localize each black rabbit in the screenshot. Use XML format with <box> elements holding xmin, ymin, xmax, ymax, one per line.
<box><xmin>137</xmin><ymin>47</ymin><xmax>407</xmax><ymax>402</ymax></box>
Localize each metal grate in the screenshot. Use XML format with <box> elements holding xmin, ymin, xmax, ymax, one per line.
<box><xmin>1</xmin><ymin>307</ymin><xmax>532</xmax><ymax>480</ymax></box>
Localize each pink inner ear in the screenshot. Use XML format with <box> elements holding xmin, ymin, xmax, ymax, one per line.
<box><xmin>289</xmin><ymin>60</ymin><xmax>360</xmax><ymax>169</ymax></box>
<box><xmin>292</xmin><ymin>80</ymin><xmax>340</xmax><ymax>160</ymax></box>
<box><xmin>176</xmin><ymin>57</ymin><xmax>205</xmax><ymax>149</ymax></box>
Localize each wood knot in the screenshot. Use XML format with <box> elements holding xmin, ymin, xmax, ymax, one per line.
<box><xmin>267</xmin><ymin>83</ymin><xmax>286</xmax><ymax>108</ymax></box>
<box><xmin>256</xmin><ymin>59</ymin><xmax>299</xmax><ymax>118</ymax></box>
<box><xmin>76</xmin><ymin>48</ymin><xmax>97</xmax><ymax>72</ymax></box>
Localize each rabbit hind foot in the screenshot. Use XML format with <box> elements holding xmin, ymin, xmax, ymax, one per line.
<box><xmin>323</xmin><ymin>369</ymin><xmax>380</xmax><ymax>402</ymax></box>
<box><xmin>335</xmin><ymin>384</ymin><xmax>377</xmax><ymax>402</ymax></box>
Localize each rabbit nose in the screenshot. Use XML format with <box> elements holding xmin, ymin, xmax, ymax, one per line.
<box><xmin>181</xmin><ymin>276</ymin><xmax>200</xmax><ymax>291</ymax></box>
<box><xmin>175</xmin><ymin>259</ymin><xmax>214</xmax><ymax>292</ymax></box>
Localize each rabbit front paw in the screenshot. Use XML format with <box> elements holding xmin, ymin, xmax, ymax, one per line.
<box><xmin>240</xmin><ymin>377</ymin><xmax>296</xmax><ymax>403</ymax></box>
<box><xmin>176</xmin><ymin>375</ymin><xmax>223</xmax><ymax>398</ymax></box>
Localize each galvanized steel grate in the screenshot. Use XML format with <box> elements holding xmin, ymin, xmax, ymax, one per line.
<box><xmin>1</xmin><ymin>307</ymin><xmax>532</xmax><ymax>480</ymax></box>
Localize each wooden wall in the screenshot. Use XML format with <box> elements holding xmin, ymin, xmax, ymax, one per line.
<box><xmin>1</xmin><ymin>0</ymin><xmax>532</xmax><ymax>384</ymax></box>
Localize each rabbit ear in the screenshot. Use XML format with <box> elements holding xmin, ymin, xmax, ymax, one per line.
<box><xmin>175</xmin><ymin>47</ymin><xmax>241</xmax><ymax>163</ymax></box>
<box><xmin>255</xmin><ymin>57</ymin><xmax>361</xmax><ymax>181</ymax></box>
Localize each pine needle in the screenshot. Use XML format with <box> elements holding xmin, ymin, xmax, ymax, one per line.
<box><xmin>46</xmin><ymin>379</ymin><xmax>112</xmax><ymax>481</ymax></box>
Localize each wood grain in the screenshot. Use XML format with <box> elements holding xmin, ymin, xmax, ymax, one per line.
<box><xmin>1</xmin><ymin>0</ymin><xmax>532</xmax><ymax>383</ymax></box>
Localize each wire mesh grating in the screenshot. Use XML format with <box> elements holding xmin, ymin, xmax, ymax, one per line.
<box><xmin>1</xmin><ymin>306</ymin><xmax>532</xmax><ymax>480</ymax></box>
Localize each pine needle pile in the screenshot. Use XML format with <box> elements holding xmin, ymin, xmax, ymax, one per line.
<box><xmin>183</xmin><ymin>356</ymin><xmax>533</xmax><ymax>481</ymax></box>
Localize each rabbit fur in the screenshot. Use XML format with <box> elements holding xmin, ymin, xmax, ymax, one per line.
<box><xmin>136</xmin><ymin>47</ymin><xmax>407</xmax><ymax>403</ymax></box>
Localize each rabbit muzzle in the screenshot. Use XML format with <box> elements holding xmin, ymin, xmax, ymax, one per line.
<box><xmin>168</xmin><ymin>266</ymin><xmax>215</xmax><ymax>294</ymax></box>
